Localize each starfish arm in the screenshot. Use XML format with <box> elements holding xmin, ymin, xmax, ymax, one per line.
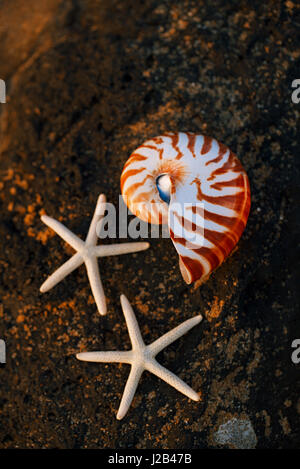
<box><xmin>120</xmin><ymin>295</ymin><xmax>144</xmax><ymax>350</ymax></box>
<box><xmin>117</xmin><ymin>365</ymin><xmax>143</xmax><ymax>420</ymax></box>
<box><xmin>93</xmin><ymin>242</ymin><xmax>150</xmax><ymax>258</ymax></box>
<box><xmin>41</xmin><ymin>215</ymin><xmax>84</xmax><ymax>252</ymax></box>
<box><xmin>148</xmin><ymin>315</ymin><xmax>202</xmax><ymax>356</ymax></box>
<box><xmin>40</xmin><ymin>252</ymin><xmax>83</xmax><ymax>292</ymax></box>
<box><xmin>146</xmin><ymin>359</ymin><xmax>199</xmax><ymax>402</ymax></box>
<box><xmin>86</xmin><ymin>194</ymin><xmax>106</xmax><ymax>246</ymax></box>
<box><xmin>76</xmin><ymin>350</ymin><xmax>132</xmax><ymax>363</ymax></box>
<box><xmin>85</xmin><ymin>257</ymin><xmax>107</xmax><ymax>316</ymax></box>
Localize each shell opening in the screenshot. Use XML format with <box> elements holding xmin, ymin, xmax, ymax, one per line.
<box><xmin>156</xmin><ymin>174</ymin><xmax>172</xmax><ymax>204</ymax></box>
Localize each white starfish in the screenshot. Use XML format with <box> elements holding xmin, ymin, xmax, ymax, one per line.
<box><xmin>40</xmin><ymin>194</ymin><xmax>149</xmax><ymax>316</ymax></box>
<box><xmin>77</xmin><ymin>295</ymin><xmax>202</xmax><ymax>419</ymax></box>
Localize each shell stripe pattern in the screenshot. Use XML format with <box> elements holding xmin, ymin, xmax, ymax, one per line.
<box><xmin>121</xmin><ymin>132</ymin><xmax>251</xmax><ymax>284</ymax></box>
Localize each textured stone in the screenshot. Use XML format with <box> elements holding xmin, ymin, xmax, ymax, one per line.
<box><xmin>214</xmin><ymin>417</ymin><xmax>257</xmax><ymax>449</ymax></box>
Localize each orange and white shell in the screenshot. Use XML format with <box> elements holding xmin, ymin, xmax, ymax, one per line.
<box><xmin>121</xmin><ymin>132</ymin><xmax>250</xmax><ymax>284</ymax></box>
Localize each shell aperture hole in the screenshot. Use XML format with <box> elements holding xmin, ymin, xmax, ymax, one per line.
<box><xmin>156</xmin><ymin>174</ymin><xmax>172</xmax><ymax>204</ymax></box>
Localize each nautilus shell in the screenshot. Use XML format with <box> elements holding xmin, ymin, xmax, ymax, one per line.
<box><xmin>121</xmin><ymin>132</ymin><xmax>250</xmax><ymax>284</ymax></box>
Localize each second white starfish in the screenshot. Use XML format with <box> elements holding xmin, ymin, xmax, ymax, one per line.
<box><xmin>40</xmin><ymin>194</ymin><xmax>149</xmax><ymax>315</ymax></box>
<box><xmin>77</xmin><ymin>295</ymin><xmax>202</xmax><ymax>419</ymax></box>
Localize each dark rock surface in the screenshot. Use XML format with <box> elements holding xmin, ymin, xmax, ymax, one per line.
<box><xmin>0</xmin><ymin>0</ymin><xmax>299</xmax><ymax>449</ymax></box>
